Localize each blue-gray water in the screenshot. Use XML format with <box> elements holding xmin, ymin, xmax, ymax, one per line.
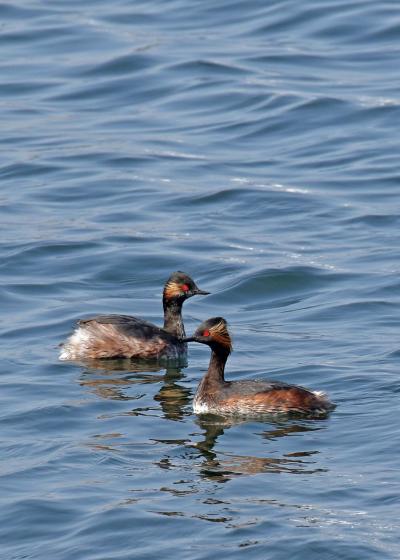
<box><xmin>1</xmin><ymin>1</ymin><xmax>400</xmax><ymax>558</ymax></box>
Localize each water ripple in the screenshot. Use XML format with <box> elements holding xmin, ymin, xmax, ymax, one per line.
<box><xmin>1</xmin><ymin>0</ymin><xmax>400</xmax><ymax>559</ymax></box>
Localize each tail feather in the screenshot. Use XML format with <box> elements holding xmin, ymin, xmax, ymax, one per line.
<box><xmin>313</xmin><ymin>390</ymin><xmax>335</xmax><ymax>411</ymax></box>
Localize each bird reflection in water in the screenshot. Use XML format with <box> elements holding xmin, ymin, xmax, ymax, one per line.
<box><xmin>78</xmin><ymin>357</ymin><xmax>191</xmax><ymax>421</ymax></box>
<box><xmin>78</xmin><ymin>358</ymin><xmax>331</xmax><ymax>482</ymax></box>
<box><xmin>190</xmin><ymin>414</ymin><xmax>329</xmax><ymax>482</ymax></box>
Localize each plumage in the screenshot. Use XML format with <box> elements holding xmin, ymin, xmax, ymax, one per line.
<box><xmin>59</xmin><ymin>272</ymin><xmax>209</xmax><ymax>361</ymax></box>
<box><xmin>183</xmin><ymin>317</ymin><xmax>335</xmax><ymax>417</ymax></box>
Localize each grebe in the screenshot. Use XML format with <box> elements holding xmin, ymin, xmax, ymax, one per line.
<box><xmin>59</xmin><ymin>271</ymin><xmax>209</xmax><ymax>361</ymax></box>
<box><xmin>183</xmin><ymin>317</ymin><xmax>335</xmax><ymax>417</ymax></box>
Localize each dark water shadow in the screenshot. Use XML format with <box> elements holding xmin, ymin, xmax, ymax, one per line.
<box><xmin>190</xmin><ymin>414</ymin><xmax>329</xmax><ymax>482</ymax></box>
<box><xmin>78</xmin><ymin>357</ymin><xmax>191</xmax><ymax>420</ymax></box>
<box><xmin>77</xmin><ymin>358</ymin><xmax>331</xmax><ymax>483</ymax></box>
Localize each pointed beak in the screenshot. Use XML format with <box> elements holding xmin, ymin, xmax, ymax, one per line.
<box><xmin>193</xmin><ymin>288</ymin><xmax>210</xmax><ymax>296</ymax></box>
<box><xmin>181</xmin><ymin>336</ymin><xmax>196</xmax><ymax>343</ymax></box>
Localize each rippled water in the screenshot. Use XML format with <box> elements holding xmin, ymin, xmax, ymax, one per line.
<box><xmin>1</xmin><ymin>1</ymin><xmax>400</xmax><ymax>558</ymax></box>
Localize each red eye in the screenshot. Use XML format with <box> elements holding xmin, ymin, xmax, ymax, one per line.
<box><xmin>203</xmin><ymin>330</ymin><xmax>210</xmax><ymax>337</ymax></box>
<box><xmin>181</xmin><ymin>284</ymin><xmax>190</xmax><ymax>292</ymax></box>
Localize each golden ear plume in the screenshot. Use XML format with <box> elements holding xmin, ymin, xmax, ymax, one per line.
<box><xmin>209</xmin><ymin>320</ymin><xmax>232</xmax><ymax>352</ymax></box>
<box><xmin>164</xmin><ymin>281</ymin><xmax>183</xmax><ymax>299</ymax></box>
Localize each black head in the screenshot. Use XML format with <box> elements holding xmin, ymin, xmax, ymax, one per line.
<box><xmin>182</xmin><ymin>317</ymin><xmax>232</xmax><ymax>353</ymax></box>
<box><xmin>163</xmin><ymin>271</ymin><xmax>209</xmax><ymax>304</ymax></box>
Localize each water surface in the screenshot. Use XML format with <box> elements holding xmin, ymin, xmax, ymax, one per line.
<box><xmin>1</xmin><ymin>1</ymin><xmax>400</xmax><ymax>558</ymax></box>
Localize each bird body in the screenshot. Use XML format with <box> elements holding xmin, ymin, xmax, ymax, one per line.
<box><xmin>59</xmin><ymin>272</ymin><xmax>209</xmax><ymax>361</ymax></box>
<box><xmin>184</xmin><ymin>317</ymin><xmax>335</xmax><ymax>417</ymax></box>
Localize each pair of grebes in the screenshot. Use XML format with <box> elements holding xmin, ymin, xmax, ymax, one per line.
<box><xmin>60</xmin><ymin>271</ymin><xmax>334</xmax><ymax>416</ymax></box>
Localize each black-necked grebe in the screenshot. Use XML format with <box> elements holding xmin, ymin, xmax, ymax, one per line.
<box><xmin>183</xmin><ymin>317</ymin><xmax>335</xmax><ymax>417</ymax></box>
<box><xmin>59</xmin><ymin>271</ymin><xmax>209</xmax><ymax>361</ymax></box>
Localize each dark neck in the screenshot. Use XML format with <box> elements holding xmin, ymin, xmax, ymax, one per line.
<box><xmin>163</xmin><ymin>300</ymin><xmax>185</xmax><ymax>338</ymax></box>
<box><xmin>202</xmin><ymin>346</ymin><xmax>229</xmax><ymax>387</ymax></box>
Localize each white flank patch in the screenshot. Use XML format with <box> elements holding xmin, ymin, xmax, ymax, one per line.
<box><xmin>58</xmin><ymin>349</ymin><xmax>69</xmax><ymax>361</ymax></box>
<box><xmin>59</xmin><ymin>327</ymin><xmax>91</xmax><ymax>360</ymax></box>
<box><xmin>193</xmin><ymin>399</ymin><xmax>210</xmax><ymax>414</ymax></box>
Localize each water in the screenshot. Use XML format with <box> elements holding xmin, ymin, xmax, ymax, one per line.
<box><xmin>1</xmin><ymin>1</ymin><xmax>400</xmax><ymax>558</ymax></box>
